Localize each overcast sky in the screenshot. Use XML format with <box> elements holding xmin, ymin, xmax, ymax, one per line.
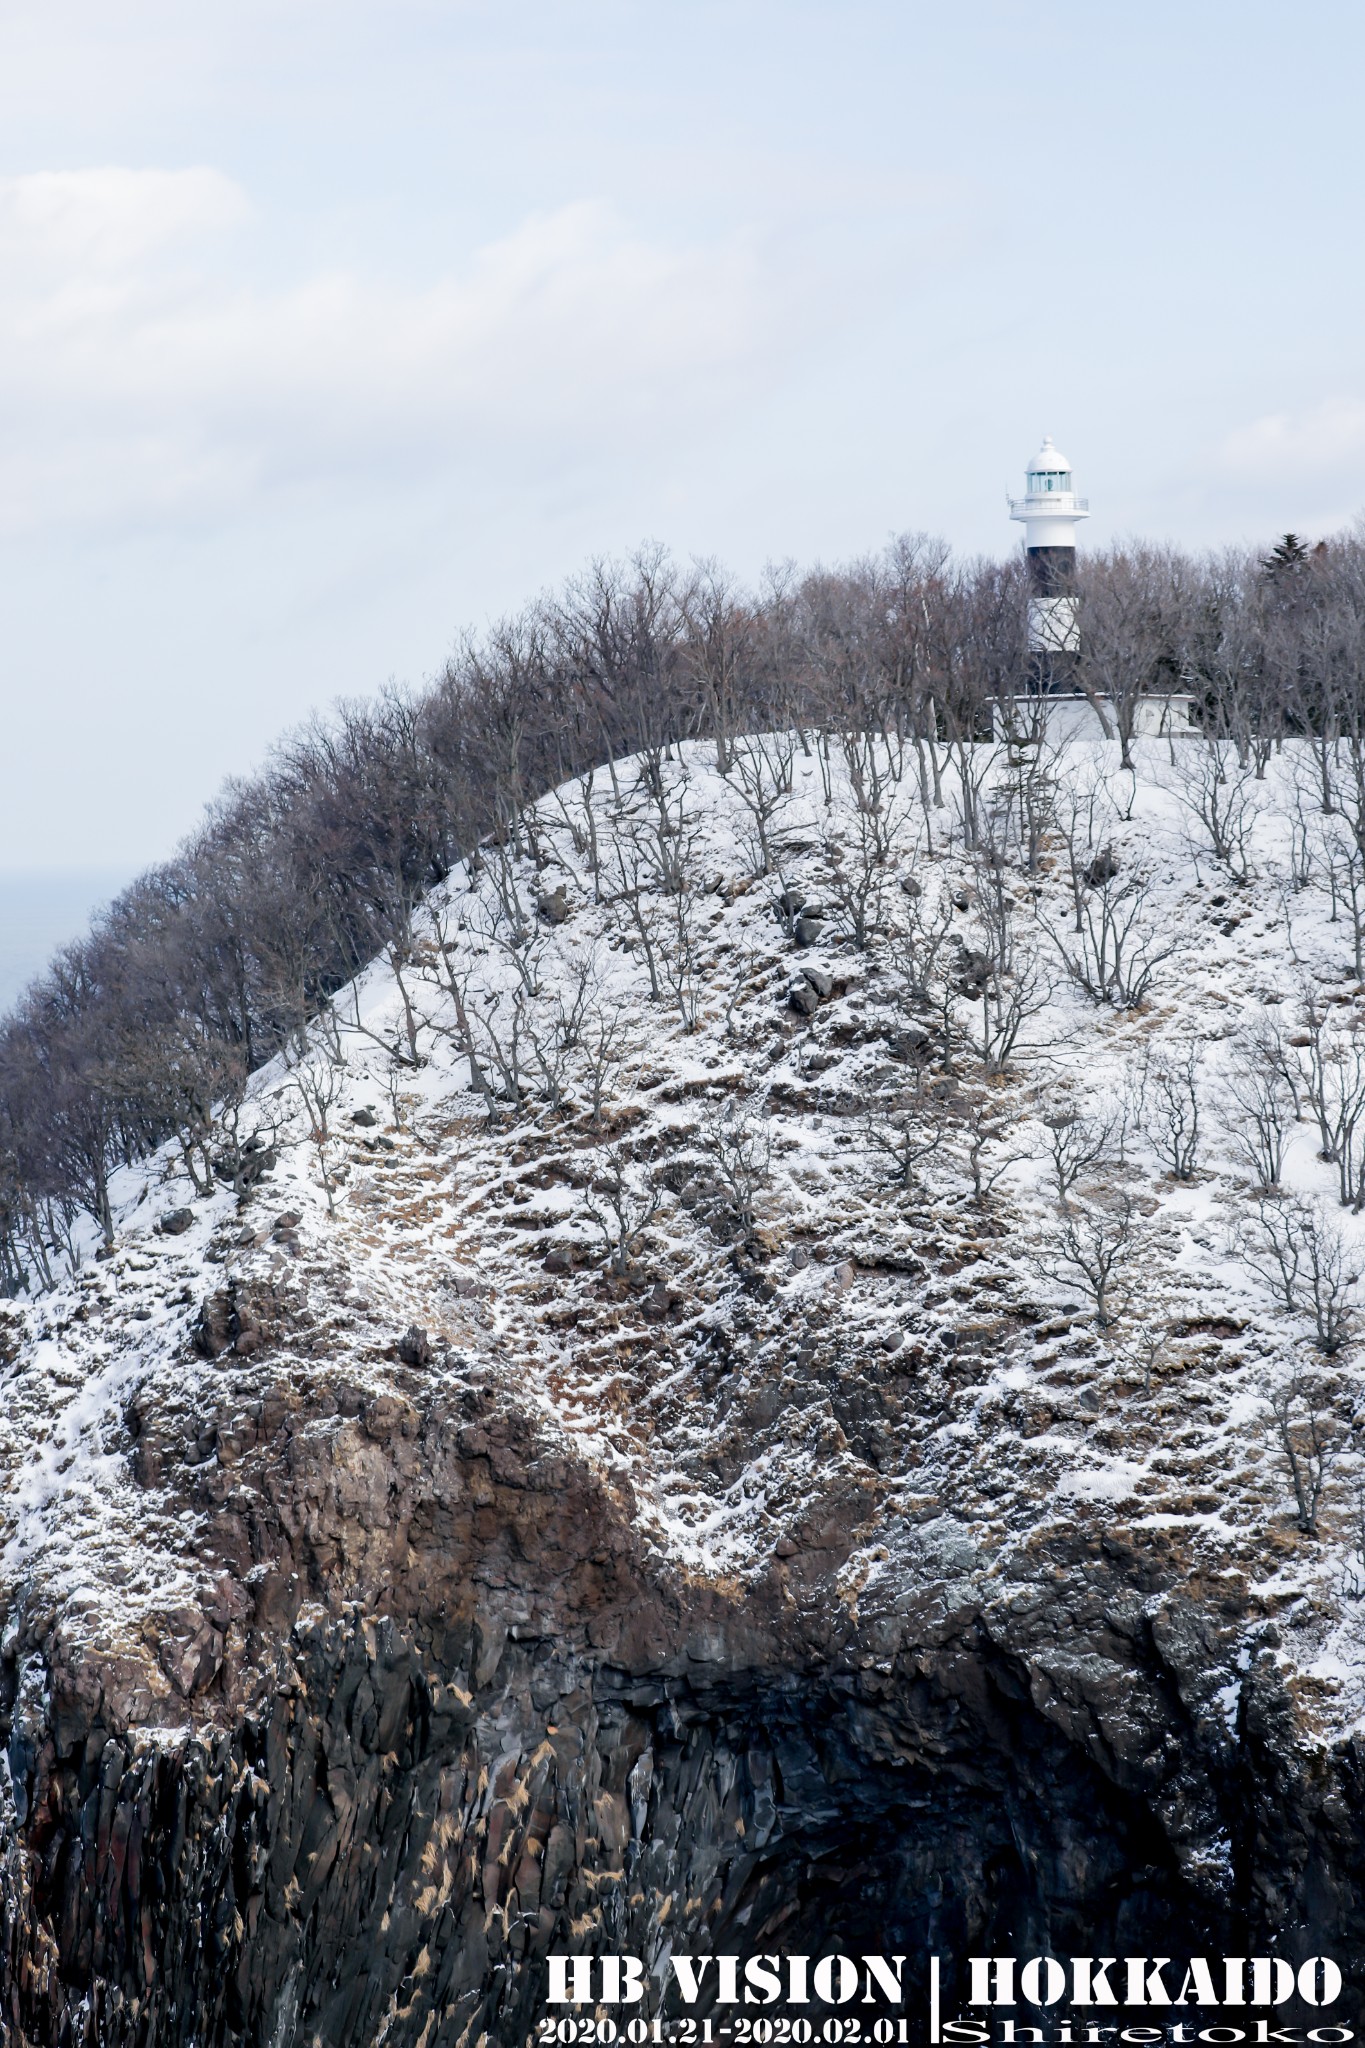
<box><xmin>1</xmin><ymin>0</ymin><xmax>1363</xmax><ymax>881</ymax></box>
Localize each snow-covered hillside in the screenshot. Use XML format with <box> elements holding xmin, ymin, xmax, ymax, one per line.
<box><xmin>6</xmin><ymin>728</ymin><xmax>1365</xmax><ymax>1745</ymax></box>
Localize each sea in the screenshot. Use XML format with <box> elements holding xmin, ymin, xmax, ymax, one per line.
<box><xmin>0</xmin><ymin>870</ymin><xmax>132</xmax><ymax>1016</ymax></box>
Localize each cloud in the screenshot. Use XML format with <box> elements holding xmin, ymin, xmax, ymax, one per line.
<box><xmin>0</xmin><ymin>168</ymin><xmax>776</xmax><ymax>536</ymax></box>
<box><xmin>1218</xmin><ymin>397</ymin><xmax>1365</xmax><ymax>481</ymax></box>
<box><xmin>0</xmin><ymin>165</ymin><xmax>248</xmax><ymax>276</ymax></box>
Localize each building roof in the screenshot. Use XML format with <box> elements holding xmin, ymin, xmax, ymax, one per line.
<box><xmin>1026</xmin><ymin>434</ymin><xmax>1072</xmax><ymax>476</ymax></box>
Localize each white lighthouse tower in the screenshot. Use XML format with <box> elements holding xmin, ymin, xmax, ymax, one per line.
<box><xmin>1002</xmin><ymin>437</ymin><xmax>1191</xmax><ymax>741</ymax></box>
<box><xmin>1008</xmin><ymin>436</ymin><xmax>1088</xmax><ymax>679</ymax></box>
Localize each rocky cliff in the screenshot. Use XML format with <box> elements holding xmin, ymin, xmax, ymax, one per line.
<box><xmin>4</xmin><ymin>735</ymin><xmax>1365</xmax><ymax>2043</ymax></box>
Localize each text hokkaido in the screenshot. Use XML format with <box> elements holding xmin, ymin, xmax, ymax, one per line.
<box><xmin>968</xmin><ymin>1958</ymin><xmax>1343</xmax><ymax>2008</ymax></box>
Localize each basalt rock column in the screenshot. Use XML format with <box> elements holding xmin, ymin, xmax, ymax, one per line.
<box><xmin>1008</xmin><ymin>435</ymin><xmax>1089</xmax><ymax>693</ymax></box>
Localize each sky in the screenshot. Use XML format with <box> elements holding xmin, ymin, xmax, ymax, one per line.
<box><xmin>0</xmin><ymin>0</ymin><xmax>1363</xmax><ymax>903</ymax></box>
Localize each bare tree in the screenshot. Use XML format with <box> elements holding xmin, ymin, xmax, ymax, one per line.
<box><xmin>841</xmin><ymin>732</ymin><xmax>913</xmax><ymax>861</ymax></box>
<box><xmin>522</xmin><ymin>958</ymin><xmax>601</xmax><ymax>1114</ymax></box>
<box><xmin>583</xmin><ymin>1149</ymin><xmax>664</xmax><ymax>1275</ymax></box>
<box><xmin>607</xmin><ymin>835</ymin><xmax>666</xmax><ymax>1005</ymax></box>
<box><xmin>1075</xmin><ymin>544</ymin><xmax>1185</xmax><ymax>771</ymax></box>
<box><xmin>546</xmin><ymin>767</ymin><xmax>608</xmax><ymax>902</ymax></box>
<box><xmin>696</xmin><ymin>1098</ymin><xmax>773</xmax><ymax>1244</ymax></box>
<box><xmin>945</xmin><ymin>730</ymin><xmax>998</xmax><ymax>854</ymax></box>
<box><xmin>470</xmin><ymin>841</ymin><xmax>546</xmax><ymax>996</ymax></box>
<box><xmin>658</xmin><ymin>881</ymin><xmax>709</xmax><ymax>1033</ymax></box>
<box><xmin>1293</xmin><ymin>992</ymin><xmax>1365</xmax><ymax>1208</ymax></box>
<box><xmin>1312</xmin><ymin>807</ymin><xmax>1365</xmax><ymax>979</ymax></box>
<box><xmin>1241</xmin><ymin>1195</ymin><xmax>1359</xmax><ymax>1354</ymax></box>
<box><xmin>1265</xmin><ymin>1370</ymin><xmax>1344</xmax><ymax>1536</ymax></box>
<box><xmin>608</xmin><ymin>779</ymin><xmax>712</xmax><ymax>1030</ymax></box>
<box><xmin>575</xmin><ymin>993</ymin><xmax>632</xmax><ymax>1128</ymax></box>
<box><xmin>1144</xmin><ymin>1036</ymin><xmax>1203</xmax><ymax>1182</ymax></box>
<box><xmin>1220</xmin><ymin>1025</ymin><xmax>1298</xmax><ymax>1191</ymax></box>
<box><xmin>1130</xmin><ymin>1322</ymin><xmax>1171</xmax><ymax>1398</ymax></box>
<box><xmin>211</xmin><ymin>1096</ymin><xmax>283</xmax><ymax>1201</ymax></box>
<box><xmin>1174</xmin><ymin>737</ymin><xmax>1264</xmax><ymax>883</ymax></box>
<box><xmin>948</xmin><ymin>1089</ymin><xmax>1026</xmax><ymax>1207</ymax></box>
<box><xmin>885</xmin><ymin>878</ymin><xmax>954</xmax><ymax>1006</ymax></box>
<box><xmin>1341</xmin><ymin>1479</ymin><xmax>1365</xmax><ymax>1599</ymax></box>
<box><xmin>417</xmin><ymin>912</ymin><xmax>501</xmax><ymax>1114</ymax></box>
<box><xmin>860</xmin><ymin>1078</ymin><xmax>951</xmax><ymax>1193</ymax></box>
<box><xmin>960</xmin><ymin>865</ymin><xmax>1052</xmax><ymax>1072</ymax></box>
<box><xmin>1040</xmin><ymin>865</ymin><xmax>1179</xmax><ymax>1010</ymax></box>
<box><xmin>823</xmin><ymin>831</ymin><xmax>890</xmax><ymax>953</ymax></box>
<box><xmin>1040</xmin><ymin>1107</ymin><xmax>1119</xmax><ymax>1205</ymax></box>
<box><xmin>680</xmin><ymin>560</ymin><xmax>759</xmax><ymax>774</ymax></box>
<box><xmin>1038</xmin><ymin>1189</ymin><xmax>1143</xmax><ymax>1328</ymax></box>
<box><xmin>726</xmin><ymin>730</ymin><xmax>798</xmax><ymax>877</ymax></box>
<box><xmin>290</xmin><ymin>1058</ymin><xmax>344</xmax><ymax>1215</ymax></box>
<box><xmin>987</xmin><ymin>739</ymin><xmax>1058</xmax><ymax>875</ymax></box>
<box><xmin>822</xmin><ymin>753</ymin><xmax>912</xmax><ymax>951</ymax></box>
<box><xmin>125</xmin><ymin>1019</ymin><xmax>247</xmax><ymax>1200</ymax></box>
<box><xmin>1051</xmin><ymin>765</ymin><xmax>1118</xmax><ymax>934</ymax></box>
<box><xmin>427</xmin><ymin>952</ymin><xmax>551</xmax><ymax>1120</ymax></box>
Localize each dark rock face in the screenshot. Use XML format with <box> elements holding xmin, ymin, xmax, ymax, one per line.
<box><xmin>2</xmin><ymin>1378</ymin><xmax>1364</xmax><ymax>2045</ymax></box>
<box><xmin>396</xmin><ymin>1325</ymin><xmax>432</xmax><ymax>1369</ymax></box>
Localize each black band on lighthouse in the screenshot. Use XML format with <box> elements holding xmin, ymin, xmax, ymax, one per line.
<box><xmin>1026</xmin><ymin>545</ymin><xmax>1077</xmax><ymax>598</ymax></box>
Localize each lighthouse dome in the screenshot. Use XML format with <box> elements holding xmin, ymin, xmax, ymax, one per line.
<box><xmin>1027</xmin><ymin>436</ymin><xmax>1072</xmax><ymax>478</ymax></box>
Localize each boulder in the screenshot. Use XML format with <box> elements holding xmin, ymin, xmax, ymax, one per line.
<box><xmin>192</xmin><ymin>1292</ymin><xmax>235</xmax><ymax>1360</ymax></box>
<box><xmin>887</xmin><ymin>1023</ymin><xmax>931</xmax><ymax>1060</ymax></box>
<box><xmin>954</xmin><ymin>944</ymin><xmax>993</xmax><ymax>986</ymax></box>
<box><xmin>397</xmin><ymin>1324</ymin><xmax>433</xmax><ymax>1368</ymax></box>
<box><xmin>158</xmin><ymin>1208</ymin><xmax>195</xmax><ymax>1237</ymax></box>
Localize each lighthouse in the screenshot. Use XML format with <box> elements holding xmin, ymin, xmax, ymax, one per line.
<box><xmin>1001</xmin><ymin>439</ymin><xmax>1192</xmax><ymax>741</ymax></box>
<box><xmin>1009</xmin><ymin>436</ymin><xmax>1089</xmax><ymax>691</ymax></box>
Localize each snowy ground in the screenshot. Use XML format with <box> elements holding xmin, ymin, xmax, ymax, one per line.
<box><xmin>6</xmin><ymin>731</ymin><xmax>1365</xmax><ymax>1738</ymax></box>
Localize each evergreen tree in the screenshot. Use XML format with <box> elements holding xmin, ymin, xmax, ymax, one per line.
<box><xmin>1263</xmin><ymin>531</ymin><xmax>1311</xmax><ymax>574</ymax></box>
